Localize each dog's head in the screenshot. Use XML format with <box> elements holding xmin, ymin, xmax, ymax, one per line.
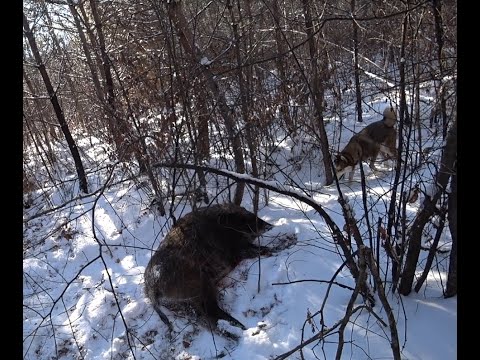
<box><xmin>383</xmin><ymin>106</ymin><xmax>397</xmax><ymax>127</ymax></box>
<box><xmin>334</xmin><ymin>153</ymin><xmax>353</xmax><ymax>178</ymax></box>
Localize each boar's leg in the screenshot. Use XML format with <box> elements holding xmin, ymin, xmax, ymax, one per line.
<box><xmin>209</xmin><ymin>303</ymin><xmax>247</xmax><ymax>331</ymax></box>
<box><xmin>152</xmin><ymin>303</ymin><xmax>173</xmax><ymax>332</ymax></box>
<box><xmin>240</xmin><ymin>237</ymin><xmax>297</xmax><ymax>259</ymax></box>
<box><xmin>200</xmin><ymin>277</ymin><xmax>247</xmax><ymax>330</ymax></box>
<box><xmin>239</xmin><ymin>244</ymin><xmax>275</xmax><ymax>259</ymax></box>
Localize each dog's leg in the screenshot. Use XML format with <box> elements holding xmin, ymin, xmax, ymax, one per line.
<box><xmin>384</xmin><ymin>133</ymin><xmax>397</xmax><ymax>155</ymax></box>
<box><xmin>348</xmin><ymin>165</ymin><xmax>355</xmax><ymax>182</ymax></box>
<box><xmin>382</xmin><ymin>134</ymin><xmax>398</xmax><ymax>163</ymax></box>
<box><xmin>378</xmin><ymin>144</ymin><xmax>397</xmax><ymax>169</ymax></box>
<box><xmin>336</xmin><ymin>166</ymin><xmax>352</xmax><ymax>180</ymax></box>
<box><xmin>379</xmin><ymin>144</ymin><xmax>394</xmax><ymax>158</ymax></box>
<box><xmin>369</xmin><ymin>148</ymin><xmax>380</xmax><ymax>172</ymax></box>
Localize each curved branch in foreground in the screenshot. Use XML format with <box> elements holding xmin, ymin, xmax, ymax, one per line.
<box><xmin>154</xmin><ymin>162</ymin><xmax>340</xmax><ymax>235</ymax></box>
<box><xmin>152</xmin><ymin>162</ymin><xmax>364</xmax><ymax>295</ymax></box>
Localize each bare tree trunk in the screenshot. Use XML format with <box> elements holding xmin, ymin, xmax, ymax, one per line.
<box><xmin>363</xmin><ymin>247</ymin><xmax>401</xmax><ymax>360</ymax></box>
<box><xmin>89</xmin><ymin>0</ymin><xmax>113</xmax><ymax>107</ymax></box>
<box><xmin>432</xmin><ymin>0</ymin><xmax>448</xmax><ymax>139</ymax></box>
<box><xmin>194</xmin><ymin>91</ymin><xmax>210</xmax><ymax>204</ymax></box>
<box><xmin>301</xmin><ymin>0</ymin><xmax>333</xmax><ymax>185</ymax></box>
<box><xmin>40</xmin><ymin>0</ymin><xmax>85</xmax><ymax>128</ymax></box>
<box><xmin>67</xmin><ymin>0</ymin><xmax>104</xmax><ymax>103</ymax></box>
<box><xmin>23</xmin><ymin>13</ymin><xmax>89</xmax><ymax>194</ymax></box>
<box><xmin>413</xmin><ymin>205</ymin><xmax>446</xmax><ymax>293</ymax></box>
<box><xmin>23</xmin><ymin>114</ymin><xmax>58</xmax><ymax>189</ymax></box>
<box><xmin>228</xmin><ymin>0</ymin><xmax>260</xmax><ymax>212</ymax></box>
<box><xmin>23</xmin><ymin>69</ymin><xmax>57</xmax><ymax>164</ymax></box>
<box><xmin>164</xmin><ymin>0</ymin><xmax>246</xmax><ymax>205</ymax></box>
<box><xmin>414</xmin><ymin>61</ymin><xmax>422</xmax><ymax>156</ymax></box>
<box><xmin>111</xmin><ymin>60</ymin><xmax>167</xmax><ymax>216</ymax></box>
<box><xmin>398</xmin><ymin>13</ymin><xmax>409</xmax><ymax>127</ymax></box>
<box><xmin>270</xmin><ymin>0</ymin><xmax>294</xmax><ymax>132</ymax></box>
<box><xmin>386</xmin><ymin>8</ymin><xmax>409</xmax><ymax>292</ymax></box>
<box><xmin>88</xmin><ymin>0</ymin><xmax>150</xmax><ymax>175</ymax></box>
<box><xmin>445</xmin><ymin>159</ymin><xmax>457</xmax><ymax>297</ymax></box>
<box><xmin>78</xmin><ymin>0</ymin><xmax>107</xmax><ymax>85</ymax></box>
<box><xmin>398</xmin><ymin>117</ymin><xmax>456</xmax><ymax>295</ymax></box>
<box><xmin>88</xmin><ymin>0</ymin><xmax>129</xmax><ymax>151</ymax></box>
<box><xmin>351</xmin><ymin>0</ymin><xmax>363</xmax><ymax>123</ymax></box>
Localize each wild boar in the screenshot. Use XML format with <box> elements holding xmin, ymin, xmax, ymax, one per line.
<box><xmin>144</xmin><ymin>203</ymin><xmax>285</xmax><ymax>333</ymax></box>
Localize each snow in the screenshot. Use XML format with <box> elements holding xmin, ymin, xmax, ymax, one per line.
<box><xmin>23</xmin><ymin>106</ymin><xmax>455</xmax><ymax>359</ymax></box>
<box><xmin>200</xmin><ymin>57</ymin><xmax>212</xmax><ymax>66</ymax></box>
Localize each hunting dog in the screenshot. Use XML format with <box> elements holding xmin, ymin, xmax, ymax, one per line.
<box><xmin>334</xmin><ymin>106</ymin><xmax>398</xmax><ymax>182</ymax></box>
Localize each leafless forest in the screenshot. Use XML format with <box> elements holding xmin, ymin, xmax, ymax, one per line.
<box><xmin>23</xmin><ymin>0</ymin><xmax>456</xmax><ymax>359</ymax></box>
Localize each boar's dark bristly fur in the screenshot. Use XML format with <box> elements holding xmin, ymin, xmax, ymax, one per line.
<box><xmin>144</xmin><ymin>203</ymin><xmax>276</xmax><ymax>333</ymax></box>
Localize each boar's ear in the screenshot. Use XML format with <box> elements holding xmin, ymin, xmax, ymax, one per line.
<box><xmin>217</xmin><ymin>212</ymin><xmax>231</xmax><ymax>225</ymax></box>
<box><xmin>261</xmin><ymin>220</ymin><xmax>274</xmax><ymax>232</ymax></box>
<box><xmin>254</xmin><ymin>217</ymin><xmax>273</xmax><ymax>233</ymax></box>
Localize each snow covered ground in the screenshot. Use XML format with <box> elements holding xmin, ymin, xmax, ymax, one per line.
<box><xmin>23</xmin><ymin>100</ymin><xmax>456</xmax><ymax>359</ymax></box>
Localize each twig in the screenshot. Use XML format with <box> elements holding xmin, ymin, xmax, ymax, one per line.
<box><xmin>272</xmin><ymin>279</ymin><xmax>355</xmax><ymax>291</ymax></box>
<box><xmin>362</xmin><ymin>246</ymin><xmax>401</xmax><ymax>360</ymax></box>
<box><xmin>335</xmin><ymin>244</ymin><xmax>367</xmax><ymax>359</ymax></box>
